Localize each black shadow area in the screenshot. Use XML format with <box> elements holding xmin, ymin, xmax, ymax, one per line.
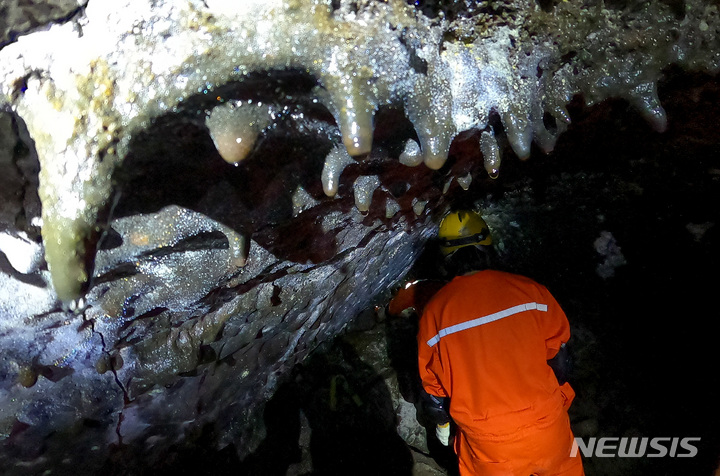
<box><xmin>287</xmin><ymin>338</ymin><xmax>415</xmax><ymax>476</ymax></box>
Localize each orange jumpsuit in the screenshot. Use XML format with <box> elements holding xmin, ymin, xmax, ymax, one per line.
<box><xmin>417</xmin><ymin>270</ymin><xmax>584</xmax><ymax>476</ymax></box>
<box><xmin>388</xmin><ymin>279</ymin><xmax>446</xmax><ymax>317</ymax></box>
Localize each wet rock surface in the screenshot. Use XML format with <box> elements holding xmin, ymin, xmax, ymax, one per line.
<box><xmin>0</xmin><ymin>1</ymin><xmax>719</xmax><ymax>475</ymax></box>
<box><xmin>0</xmin><ymin>216</ymin><xmax>434</xmax><ymax>475</ymax></box>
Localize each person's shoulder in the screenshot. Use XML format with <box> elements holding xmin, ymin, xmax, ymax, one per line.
<box><xmin>481</xmin><ymin>270</ymin><xmax>550</xmax><ymax>292</ymax></box>
<box><xmin>472</xmin><ymin>269</ymin><xmax>533</xmax><ymax>283</ymax></box>
<box><xmin>422</xmin><ymin>276</ymin><xmax>463</xmax><ymax>311</ymax></box>
<box><xmin>428</xmin><ymin>270</ymin><xmax>544</xmax><ymax>299</ymax></box>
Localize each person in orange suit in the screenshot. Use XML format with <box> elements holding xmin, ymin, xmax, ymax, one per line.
<box><xmin>415</xmin><ymin>210</ymin><xmax>585</xmax><ymax>476</ymax></box>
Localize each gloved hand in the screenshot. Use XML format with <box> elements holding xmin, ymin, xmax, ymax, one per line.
<box><xmin>436</xmin><ymin>422</ymin><xmax>451</xmax><ymax>446</ymax></box>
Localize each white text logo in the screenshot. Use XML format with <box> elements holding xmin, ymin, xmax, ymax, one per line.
<box><xmin>571</xmin><ymin>437</ymin><xmax>700</xmax><ymax>458</ymax></box>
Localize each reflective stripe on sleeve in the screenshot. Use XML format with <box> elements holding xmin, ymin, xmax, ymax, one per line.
<box><xmin>426</xmin><ymin>302</ymin><xmax>548</xmax><ymax>347</ymax></box>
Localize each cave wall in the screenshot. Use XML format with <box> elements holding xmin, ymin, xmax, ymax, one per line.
<box><xmin>0</xmin><ymin>1</ymin><xmax>719</xmax><ymax>474</ymax></box>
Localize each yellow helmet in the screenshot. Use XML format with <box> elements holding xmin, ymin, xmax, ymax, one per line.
<box><xmin>438</xmin><ymin>210</ymin><xmax>492</xmax><ymax>256</ymax></box>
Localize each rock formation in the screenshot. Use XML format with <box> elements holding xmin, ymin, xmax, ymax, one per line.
<box><xmin>0</xmin><ymin>1</ymin><xmax>719</xmax><ymax>474</ymax></box>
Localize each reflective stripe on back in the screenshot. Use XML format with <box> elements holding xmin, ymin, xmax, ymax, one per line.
<box><xmin>426</xmin><ymin>302</ymin><xmax>548</xmax><ymax>347</ymax></box>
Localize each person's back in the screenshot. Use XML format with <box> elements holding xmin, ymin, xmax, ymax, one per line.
<box><xmin>418</xmin><ymin>269</ymin><xmax>573</xmax><ymax>436</ymax></box>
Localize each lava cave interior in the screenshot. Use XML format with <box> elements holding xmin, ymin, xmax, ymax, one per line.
<box><xmin>90</xmin><ymin>69</ymin><xmax>720</xmax><ymax>476</ymax></box>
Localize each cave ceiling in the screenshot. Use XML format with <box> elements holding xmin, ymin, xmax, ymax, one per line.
<box><xmin>0</xmin><ymin>0</ymin><xmax>719</xmax><ymax>474</ymax></box>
